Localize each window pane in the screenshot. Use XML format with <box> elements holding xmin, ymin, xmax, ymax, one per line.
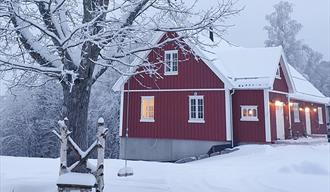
<box><xmin>243</xmin><ymin>109</ymin><xmax>247</xmax><ymax>117</ymax></box>
<box><xmin>172</xmin><ymin>53</ymin><xmax>178</xmax><ymax>71</ymax></box>
<box><xmin>165</xmin><ymin>54</ymin><xmax>171</xmax><ymax>72</ymax></box>
<box><xmin>190</xmin><ymin>99</ymin><xmax>196</xmax><ymax>118</ymax></box>
<box><xmin>141</xmin><ymin>97</ymin><xmax>154</xmax><ymax>119</ymax></box>
<box><xmin>252</xmin><ymin>109</ymin><xmax>257</xmax><ymax>117</ymax></box>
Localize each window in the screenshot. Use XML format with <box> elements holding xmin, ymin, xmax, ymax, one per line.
<box><xmin>189</xmin><ymin>95</ymin><xmax>204</xmax><ymax>123</ymax></box>
<box><xmin>293</xmin><ymin>103</ymin><xmax>300</xmax><ymax>122</ymax></box>
<box><xmin>164</xmin><ymin>50</ymin><xmax>178</xmax><ymax>75</ymax></box>
<box><xmin>240</xmin><ymin>105</ymin><xmax>258</xmax><ymax>121</ymax></box>
<box><xmin>318</xmin><ymin>107</ymin><xmax>323</xmax><ymax>124</ymax></box>
<box><xmin>140</xmin><ymin>96</ymin><xmax>154</xmax><ymax>122</ymax></box>
<box><xmin>276</xmin><ymin>66</ymin><xmax>281</xmax><ymax>79</ymax></box>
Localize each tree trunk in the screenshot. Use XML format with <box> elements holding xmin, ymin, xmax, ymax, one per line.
<box><xmin>62</xmin><ymin>79</ymin><xmax>92</xmax><ymax>172</ymax></box>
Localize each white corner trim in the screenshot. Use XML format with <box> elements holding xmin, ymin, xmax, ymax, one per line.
<box><xmin>225</xmin><ymin>88</ymin><xmax>232</xmax><ymax>141</ymax></box>
<box><xmin>119</xmin><ymin>90</ymin><xmax>124</xmax><ymax>137</ymax></box>
<box><xmin>264</xmin><ymin>89</ymin><xmax>271</xmax><ymax>142</ymax></box>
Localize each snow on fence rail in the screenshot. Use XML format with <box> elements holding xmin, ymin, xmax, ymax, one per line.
<box><xmin>53</xmin><ymin>117</ymin><xmax>108</xmax><ymax>192</ymax></box>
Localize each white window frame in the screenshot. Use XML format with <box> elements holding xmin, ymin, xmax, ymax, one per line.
<box><xmin>293</xmin><ymin>103</ymin><xmax>300</xmax><ymax>123</ymax></box>
<box><xmin>240</xmin><ymin>105</ymin><xmax>259</xmax><ymax>121</ymax></box>
<box><xmin>164</xmin><ymin>50</ymin><xmax>178</xmax><ymax>75</ymax></box>
<box><xmin>140</xmin><ymin>96</ymin><xmax>155</xmax><ymax>122</ymax></box>
<box><xmin>275</xmin><ymin>66</ymin><xmax>281</xmax><ymax>79</ymax></box>
<box><xmin>318</xmin><ymin>107</ymin><xmax>323</xmax><ymax>124</ymax></box>
<box><xmin>188</xmin><ymin>95</ymin><xmax>205</xmax><ymax>123</ymax></box>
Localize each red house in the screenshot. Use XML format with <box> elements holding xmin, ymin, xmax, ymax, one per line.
<box><xmin>113</xmin><ymin>32</ymin><xmax>330</xmax><ymax>161</ymax></box>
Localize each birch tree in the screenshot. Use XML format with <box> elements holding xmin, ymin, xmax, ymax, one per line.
<box><xmin>0</xmin><ymin>0</ymin><xmax>240</xmax><ymax>171</ymax></box>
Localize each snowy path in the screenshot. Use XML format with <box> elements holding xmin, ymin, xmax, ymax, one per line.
<box><xmin>1</xmin><ymin>144</ymin><xmax>329</xmax><ymax>192</ymax></box>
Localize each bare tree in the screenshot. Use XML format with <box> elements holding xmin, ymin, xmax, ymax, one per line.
<box><xmin>0</xmin><ymin>0</ymin><xmax>240</xmax><ymax>171</ymax></box>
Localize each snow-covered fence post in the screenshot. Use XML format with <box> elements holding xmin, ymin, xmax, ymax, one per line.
<box><xmin>58</xmin><ymin>118</ymin><xmax>69</xmax><ymax>175</ymax></box>
<box><xmin>96</xmin><ymin>117</ymin><xmax>107</xmax><ymax>192</ymax></box>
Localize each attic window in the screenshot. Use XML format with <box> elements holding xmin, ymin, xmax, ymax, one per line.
<box><xmin>164</xmin><ymin>50</ymin><xmax>178</xmax><ymax>75</ymax></box>
<box><xmin>276</xmin><ymin>66</ymin><xmax>281</xmax><ymax>79</ymax></box>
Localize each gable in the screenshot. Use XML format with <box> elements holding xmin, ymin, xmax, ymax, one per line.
<box><xmin>113</xmin><ymin>32</ymin><xmax>232</xmax><ymax>91</ymax></box>
<box><xmin>124</xmin><ymin>34</ymin><xmax>225</xmax><ymax>90</ymax></box>
<box><xmin>272</xmin><ymin>61</ymin><xmax>289</xmax><ymax>92</ymax></box>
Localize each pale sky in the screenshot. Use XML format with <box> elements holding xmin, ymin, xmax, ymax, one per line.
<box><xmin>0</xmin><ymin>0</ymin><xmax>329</xmax><ymax>96</ymax></box>
<box><xmin>217</xmin><ymin>0</ymin><xmax>330</xmax><ymax>60</ymax></box>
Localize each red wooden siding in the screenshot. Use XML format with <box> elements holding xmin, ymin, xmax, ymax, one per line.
<box><xmin>122</xmin><ymin>91</ymin><xmax>227</xmax><ymax>141</ymax></box>
<box><xmin>124</xmin><ymin>33</ymin><xmax>224</xmax><ymax>90</ymax></box>
<box><xmin>269</xmin><ymin>92</ymin><xmax>290</xmax><ymax>141</ymax></box>
<box><xmin>121</xmin><ymin>32</ymin><xmax>227</xmax><ymax>141</ymax></box>
<box><xmin>290</xmin><ymin>99</ymin><xmax>327</xmax><ymax>136</ymax></box>
<box><xmin>232</xmin><ymin>90</ymin><xmax>265</xmax><ymax>143</ymax></box>
<box><xmin>273</xmin><ymin>64</ymin><xmax>289</xmax><ymax>93</ymax></box>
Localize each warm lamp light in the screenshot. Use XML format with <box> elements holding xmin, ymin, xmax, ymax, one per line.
<box><xmin>305</xmin><ymin>107</ymin><xmax>310</xmax><ymax>112</ymax></box>
<box><xmin>313</xmin><ymin>108</ymin><xmax>317</xmax><ymax>112</ymax></box>
<box><xmin>275</xmin><ymin>101</ymin><xmax>283</xmax><ymax>106</ymax></box>
<box><xmin>299</xmin><ymin>108</ymin><xmax>303</xmax><ymax>111</ymax></box>
<box><xmin>289</xmin><ymin>102</ymin><xmax>293</xmax><ymax>107</ymax></box>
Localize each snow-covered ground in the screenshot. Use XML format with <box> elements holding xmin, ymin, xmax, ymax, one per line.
<box><xmin>1</xmin><ymin>143</ymin><xmax>329</xmax><ymax>192</ymax></box>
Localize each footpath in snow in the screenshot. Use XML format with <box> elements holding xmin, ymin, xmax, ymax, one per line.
<box><xmin>1</xmin><ymin>143</ymin><xmax>329</xmax><ymax>192</ymax></box>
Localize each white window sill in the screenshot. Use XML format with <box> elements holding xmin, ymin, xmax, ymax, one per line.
<box><xmin>240</xmin><ymin>118</ymin><xmax>259</xmax><ymax>122</ymax></box>
<box><xmin>164</xmin><ymin>72</ymin><xmax>178</xmax><ymax>76</ymax></box>
<box><xmin>275</xmin><ymin>76</ymin><xmax>281</xmax><ymax>79</ymax></box>
<box><xmin>294</xmin><ymin>120</ymin><xmax>300</xmax><ymax>123</ymax></box>
<box><xmin>140</xmin><ymin>119</ymin><xmax>155</xmax><ymax>122</ymax></box>
<box><xmin>188</xmin><ymin>119</ymin><xmax>205</xmax><ymax>123</ymax></box>
<box><xmin>319</xmin><ymin>122</ymin><xmax>324</xmax><ymax>125</ymax></box>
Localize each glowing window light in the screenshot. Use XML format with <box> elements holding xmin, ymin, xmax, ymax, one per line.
<box><xmin>275</xmin><ymin>101</ymin><xmax>283</xmax><ymax>106</ymax></box>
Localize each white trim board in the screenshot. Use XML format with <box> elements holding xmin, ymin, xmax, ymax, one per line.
<box><xmin>123</xmin><ymin>88</ymin><xmax>226</xmax><ymax>92</ymax></box>
<box><xmin>263</xmin><ymin>89</ymin><xmax>272</xmax><ymax>142</ymax></box>
<box><xmin>119</xmin><ymin>90</ymin><xmax>124</xmax><ymax>137</ymax></box>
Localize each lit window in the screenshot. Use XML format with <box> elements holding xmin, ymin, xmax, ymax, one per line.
<box><xmin>293</xmin><ymin>103</ymin><xmax>300</xmax><ymax>122</ymax></box>
<box><xmin>141</xmin><ymin>96</ymin><xmax>154</xmax><ymax>122</ymax></box>
<box><xmin>240</xmin><ymin>105</ymin><xmax>258</xmax><ymax>121</ymax></box>
<box><xmin>318</xmin><ymin>107</ymin><xmax>323</xmax><ymax>124</ymax></box>
<box><xmin>164</xmin><ymin>50</ymin><xmax>178</xmax><ymax>75</ymax></box>
<box><xmin>189</xmin><ymin>95</ymin><xmax>204</xmax><ymax>123</ymax></box>
<box><xmin>276</xmin><ymin>66</ymin><xmax>281</xmax><ymax>79</ymax></box>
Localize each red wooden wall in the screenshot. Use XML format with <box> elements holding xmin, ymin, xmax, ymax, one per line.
<box><xmin>122</xmin><ymin>91</ymin><xmax>227</xmax><ymax>141</ymax></box>
<box><xmin>273</xmin><ymin>64</ymin><xmax>289</xmax><ymax>93</ymax></box>
<box><xmin>122</xmin><ymin>32</ymin><xmax>227</xmax><ymax>141</ymax></box>
<box><xmin>125</xmin><ymin>33</ymin><xmax>224</xmax><ymax>90</ymax></box>
<box><xmin>290</xmin><ymin>99</ymin><xmax>327</xmax><ymax>136</ymax></box>
<box><xmin>232</xmin><ymin>90</ymin><xmax>266</xmax><ymax>143</ymax></box>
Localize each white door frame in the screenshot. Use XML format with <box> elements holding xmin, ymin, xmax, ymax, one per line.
<box><xmin>275</xmin><ymin>104</ymin><xmax>285</xmax><ymax>140</ymax></box>
<box><xmin>305</xmin><ymin>109</ymin><xmax>312</xmax><ymax>135</ymax></box>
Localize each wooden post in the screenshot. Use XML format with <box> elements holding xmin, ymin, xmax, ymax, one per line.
<box><xmin>58</xmin><ymin>118</ymin><xmax>69</xmax><ymax>175</ymax></box>
<box><xmin>96</xmin><ymin>117</ymin><xmax>106</xmax><ymax>192</ymax></box>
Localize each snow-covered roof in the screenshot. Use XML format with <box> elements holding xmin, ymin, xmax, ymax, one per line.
<box><xmin>112</xmin><ymin>31</ymin><xmax>329</xmax><ymax>104</ymax></box>
<box><xmin>288</xmin><ymin>65</ymin><xmax>330</xmax><ymax>104</ymax></box>
<box><xmin>199</xmin><ymin>46</ymin><xmax>283</xmax><ymax>89</ymax></box>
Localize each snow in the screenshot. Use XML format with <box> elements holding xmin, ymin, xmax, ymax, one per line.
<box><xmin>288</xmin><ymin>65</ymin><xmax>330</xmax><ymax>104</ymax></box>
<box><xmin>203</xmin><ymin>46</ymin><xmax>282</xmax><ymax>88</ymax></box>
<box><xmin>1</xmin><ymin>143</ymin><xmax>329</xmax><ymax>192</ymax></box>
<box><xmin>57</xmin><ymin>172</ymin><xmax>96</xmax><ymax>186</ymax></box>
